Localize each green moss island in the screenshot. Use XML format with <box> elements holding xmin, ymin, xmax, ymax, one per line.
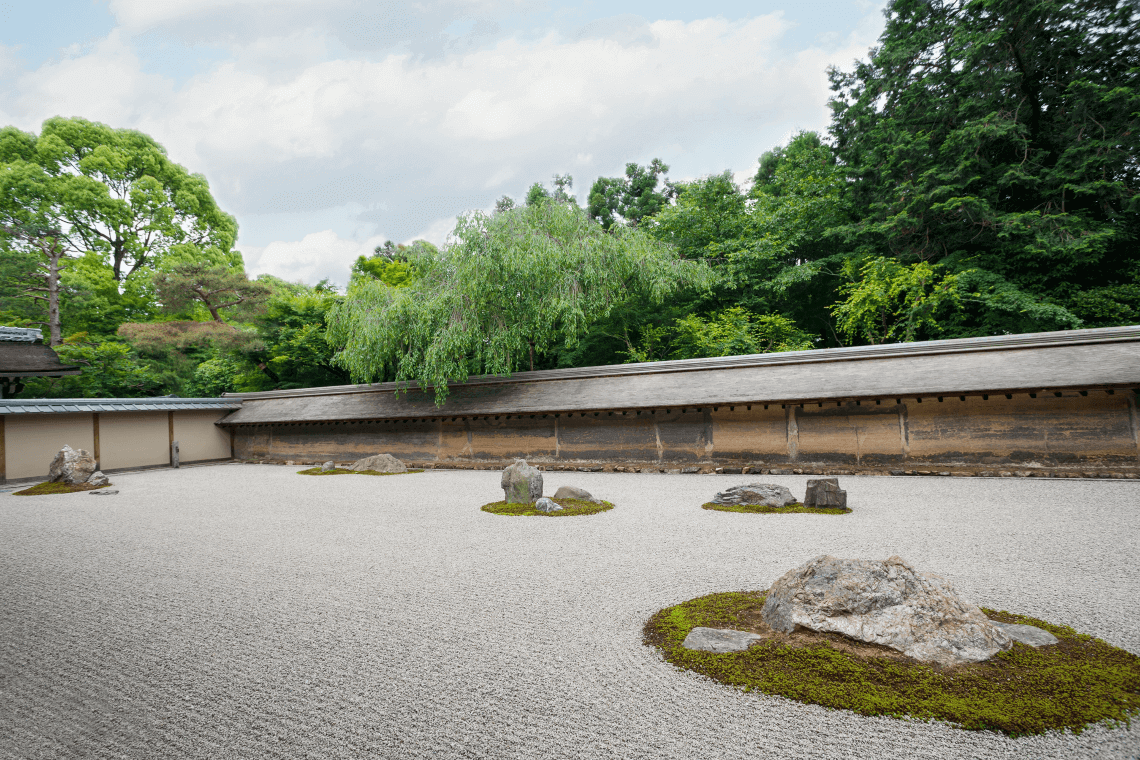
<box><xmin>481</xmin><ymin>498</ymin><xmax>614</xmax><ymax>517</ymax></box>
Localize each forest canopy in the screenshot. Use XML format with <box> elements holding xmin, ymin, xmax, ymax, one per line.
<box><xmin>2</xmin><ymin>0</ymin><xmax>1137</xmax><ymax>399</ymax></box>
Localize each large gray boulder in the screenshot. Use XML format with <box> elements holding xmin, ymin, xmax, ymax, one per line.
<box><xmin>711</xmin><ymin>483</ymin><xmax>797</xmax><ymax>507</ymax></box>
<box><xmin>804</xmin><ymin>478</ymin><xmax>847</xmax><ymax>508</ymax></box>
<box><xmin>48</xmin><ymin>445</ymin><xmax>97</xmax><ymax>485</ymax></box>
<box><xmin>321</xmin><ymin>461</ymin><xmax>335</xmax><ymax>472</ymax></box>
<box><xmin>682</xmin><ymin>627</ymin><xmax>763</xmax><ymax>653</ymax></box>
<box><xmin>760</xmin><ymin>555</ymin><xmax>1013</xmax><ymax>667</ymax></box>
<box><xmin>501</xmin><ymin>459</ymin><xmax>543</xmax><ymax>504</ymax></box>
<box><xmin>350</xmin><ymin>453</ymin><xmax>407</xmax><ymax>473</ymax></box>
<box><xmin>552</xmin><ymin>485</ymin><xmax>600</xmax><ymax>503</ymax></box>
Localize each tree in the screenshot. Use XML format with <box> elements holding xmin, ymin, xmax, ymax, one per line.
<box><xmin>153</xmin><ymin>263</ymin><xmax>271</xmax><ymax>323</ymax></box>
<box><xmin>828</xmin><ymin>0</ymin><xmax>1139</xmax><ymax>334</ymax></box>
<box><xmin>587</xmin><ymin>159</ymin><xmax>674</xmax><ymax>229</ymax></box>
<box><xmin>0</xmin><ymin>118</ymin><xmax>238</xmax><ymax>283</ymax></box>
<box><xmin>21</xmin><ymin>333</ymin><xmax>163</xmax><ymax>398</ymax></box>
<box><xmin>0</xmin><ymin>222</ymin><xmax>69</xmax><ymax>345</ymax></box>
<box><xmin>349</xmin><ymin>240</ymin><xmax>419</xmax><ymax>289</ymax></box>
<box><xmin>327</xmin><ymin>202</ymin><xmax>713</xmax><ymax>401</ymax></box>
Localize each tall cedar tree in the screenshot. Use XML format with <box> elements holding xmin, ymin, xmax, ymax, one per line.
<box><xmin>829</xmin><ymin>0</ymin><xmax>1140</xmax><ymax>333</ymax></box>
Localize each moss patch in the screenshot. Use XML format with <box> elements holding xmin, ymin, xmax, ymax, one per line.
<box><xmin>13</xmin><ymin>480</ymin><xmax>110</xmax><ymax>495</ymax></box>
<box><xmin>702</xmin><ymin>502</ymin><xmax>851</xmax><ymax>515</ymax></box>
<box><xmin>644</xmin><ymin>591</ymin><xmax>1140</xmax><ymax>736</ymax></box>
<box><xmin>297</xmin><ymin>467</ymin><xmax>424</xmax><ymax>476</ymax></box>
<box><xmin>481</xmin><ymin>498</ymin><xmax>614</xmax><ymax>517</ymax></box>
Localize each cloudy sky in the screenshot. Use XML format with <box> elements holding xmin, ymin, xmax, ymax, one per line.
<box><xmin>0</xmin><ymin>0</ymin><xmax>885</xmax><ymax>285</ymax></box>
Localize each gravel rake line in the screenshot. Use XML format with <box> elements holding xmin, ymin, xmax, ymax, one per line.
<box><xmin>1</xmin><ymin>466</ymin><xmax>1138</xmax><ymax>759</ymax></box>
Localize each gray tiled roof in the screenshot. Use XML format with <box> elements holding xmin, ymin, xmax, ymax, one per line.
<box><xmin>0</xmin><ymin>397</ymin><xmax>243</xmax><ymax>415</ymax></box>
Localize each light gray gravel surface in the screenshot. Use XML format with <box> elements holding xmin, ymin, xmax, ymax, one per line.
<box><xmin>2</xmin><ymin>465</ymin><xmax>1138</xmax><ymax>759</ymax></box>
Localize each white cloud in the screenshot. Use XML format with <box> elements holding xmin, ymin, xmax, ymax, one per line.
<box><xmin>243</xmin><ymin>229</ymin><xmax>387</xmax><ymax>285</ymax></box>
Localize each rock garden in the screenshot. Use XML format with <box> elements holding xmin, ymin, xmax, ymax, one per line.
<box><xmin>480</xmin><ymin>459</ymin><xmax>614</xmax><ymax>516</ymax></box>
<box><xmin>644</xmin><ymin>554</ymin><xmax>1140</xmax><ymax>736</ymax></box>
<box><xmin>13</xmin><ymin>445</ymin><xmax>116</xmax><ymax>496</ymax></box>
<box><xmin>703</xmin><ymin>478</ymin><xmax>851</xmax><ymax>514</ymax></box>
<box><xmin>297</xmin><ymin>453</ymin><xmax>423</xmax><ymax>477</ymax></box>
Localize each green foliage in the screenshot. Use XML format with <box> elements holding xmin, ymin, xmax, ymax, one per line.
<box><xmin>249</xmin><ymin>286</ymin><xmax>347</xmax><ymax>390</ymax></box>
<box><xmin>153</xmin><ymin>263</ymin><xmax>271</xmax><ymax>323</ymax></box>
<box><xmin>645</xmin><ymin>592</ymin><xmax>1140</xmax><ymax>736</ymax></box>
<box><xmin>185</xmin><ymin>357</ymin><xmax>246</xmax><ymax>397</ymax></box>
<box><xmin>832</xmin><ymin>258</ymin><xmax>968</xmax><ymax>344</ymax></box>
<box><xmin>700</xmin><ymin>502</ymin><xmax>851</xmax><ymax>514</ymax></box>
<box><xmin>327</xmin><ymin>202</ymin><xmax>713</xmax><ymax>401</ymax></box>
<box><xmin>21</xmin><ymin>335</ymin><xmax>162</xmax><ymax>398</ymax></box>
<box><xmin>480</xmin><ymin>498</ymin><xmax>614</xmax><ymax>517</ymax></box>
<box><xmin>671</xmin><ymin>308</ymin><xmax>817</xmax><ymax>359</ymax></box>
<box><xmin>587</xmin><ymin>159</ymin><xmax>674</xmax><ymax>229</ymax></box>
<box><xmin>350</xmin><ymin>241</ymin><xmax>417</xmax><ymax>289</ymax></box>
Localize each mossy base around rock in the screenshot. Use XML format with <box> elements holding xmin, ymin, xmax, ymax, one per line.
<box><xmin>644</xmin><ymin>591</ymin><xmax>1140</xmax><ymax>736</ymax></box>
<box><xmin>481</xmin><ymin>498</ymin><xmax>614</xmax><ymax>516</ymax></box>
<box><xmin>297</xmin><ymin>468</ymin><xmax>424</xmax><ymax>476</ymax></box>
<box><xmin>701</xmin><ymin>502</ymin><xmax>851</xmax><ymax>515</ymax></box>
<box><xmin>13</xmin><ymin>480</ymin><xmax>110</xmax><ymax>495</ymax></box>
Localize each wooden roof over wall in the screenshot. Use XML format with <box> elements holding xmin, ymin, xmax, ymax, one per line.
<box><xmin>219</xmin><ymin>325</ymin><xmax>1140</xmax><ymax>426</ymax></box>
<box><xmin>0</xmin><ymin>342</ymin><xmax>80</xmax><ymax>377</ymax></box>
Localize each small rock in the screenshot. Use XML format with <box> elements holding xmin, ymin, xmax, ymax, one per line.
<box><xmin>712</xmin><ymin>483</ymin><xmax>797</xmax><ymax>507</ymax></box>
<box><xmin>999</xmin><ymin>471</ymin><xmax>1013</xmax><ymax>477</ymax></box>
<box><xmin>350</xmin><ymin>453</ymin><xmax>407</xmax><ymax>473</ymax></box>
<box><xmin>721</xmin><ymin>467</ymin><xmax>743</xmax><ymax>475</ymax></box>
<box><xmin>889</xmin><ymin>470</ymin><xmax>906</xmax><ymax>476</ymax></box>
<box><xmin>682</xmin><ymin>627</ymin><xmax>762</xmax><ymax>653</ymax></box>
<box><xmin>533</xmin><ymin>497</ymin><xmax>562</xmax><ymax>512</ymax></box>
<box><xmin>552</xmin><ymin>486</ymin><xmax>600</xmax><ymax>503</ymax></box>
<box><xmin>681</xmin><ymin>466</ymin><xmax>700</xmax><ymax>474</ymax></box>
<box><xmin>86</xmin><ymin>471</ymin><xmax>110</xmax><ymax>488</ymax></box>
<box><xmin>803</xmin><ymin>478</ymin><xmax>846</xmax><ymax>509</ymax></box>
<box><xmin>501</xmin><ymin>459</ymin><xmax>543</xmax><ymax>504</ymax></box>
<box><xmin>89</xmin><ymin>490</ymin><xmax>119</xmax><ymax>496</ymax></box>
<box><xmin>760</xmin><ymin>555</ymin><xmax>1012</xmax><ymax>667</ymax></box>
<box><xmin>990</xmin><ymin>622</ymin><xmax>1059</xmax><ymax>647</ymax></box>
<box><xmin>48</xmin><ymin>445</ymin><xmax>97</xmax><ymax>485</ymax></box>
<box><xmin>321</xmin><ymin>461</ymin><xmax>335</xmax><ymax>472</ymax></box>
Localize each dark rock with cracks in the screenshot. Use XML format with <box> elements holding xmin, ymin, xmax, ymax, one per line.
<box><xmin>711</xmin><ymin>483</ymin><xmax>797</xmax><ymax>507</ymax></box>
<box><xmin>350</xmin><ymin>453</ymin><xmax>407</xmax><ymax>473</ymax></box>
<box><xmin>804</xmin><ymin>478</ymin><xmax>847</xmax><ymax>508</ymax></box>
<box><xmin>552</xmin><ymin>485</ymin><xmax>600</xmax><ymax>503</ymax></box>
<box><xmin>501</xmin><ymin>459</ymin><xmax>543</xmax><ymax>504</ymax></box>
<box><xmin>682</xmin><ymin>627</ymin><xmax>762</xmax><ymax>653</ymax></box>
<box><xmin>760</xmin><ymin>555</ymin><xmax>1013</xmax><ymax>667</ymax></box>
<box><xmin>48</xmin><ymin>445</ymin><xmax>97</xmax><ymax>485</ymax></box>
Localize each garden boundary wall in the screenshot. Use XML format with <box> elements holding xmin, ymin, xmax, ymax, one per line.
<box><xmin>0</xmin><ymin>398</ymin><xmax>241</xmax><ymax>484</ymax></box>
<box><xmin>220</xmin><ymin>326</ymin><xmax>1140</xmax><ymax>478</ymax></box>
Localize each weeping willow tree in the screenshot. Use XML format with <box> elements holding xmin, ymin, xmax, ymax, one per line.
<box><xmin>326</xmin><ymin>200</ymin><xmax>713</xmax><ymax>402</ymax></box>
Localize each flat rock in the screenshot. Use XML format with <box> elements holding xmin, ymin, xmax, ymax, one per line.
<box><xmin>89</xmin><ymin>490</ymin><xmax>119</xmax><ymax>496</ymax></box>
<box><xmin>48</xmin><ymin>445</ymin><xmax>97</xmax><ymax>485</ymax></box>
<box><xmin>86</xmin><ymin>471</ymin><xmax>110</xmax><ymax>488</ymax></box>
<box><xmin>350</xmin><ymin>453</ymin><xmax>407</xmax><ymax>473</ymax></box>
<box><xmin>712</xmin><ymin>483</ymin><xmax>797</xmax><ymax>507</ymax></box>
<box><xmin>681</xmin><ymin>627</ymin><xmax>763</xmax><ymax>653</ymax></box>
<box><xmin>760</xmin><ymin>555</ymin><xmax>1013</xmax><ymax>667</ymax></box>
<box><xmin>534</xmin><ymin>497</ymin><xmax>562</xmax><ymax>512</ymax></box>
<box><xmin>991</xmin><ymin>621</ymin><xmax>1059</xmax><ymax>647</ymax></box>
<box><xmin>804</xmin><ymin>478</ymin><xmax>847</xmax><ymax>508</ymax></box>
<box><xmin>501</xmin><ymin>459</ymin><xmax>543</xmax><ymax>504</ymax></box>
<box><xmin>552</xmin><ymin>485</ymin><xmax>600</xmax><ymax>503</ymax></box>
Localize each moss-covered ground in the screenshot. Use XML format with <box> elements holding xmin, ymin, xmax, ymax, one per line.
<box><xmin>13</xmin><ymin>480</ymin><xmax>110</xmax><ymax>495</ymax></box>
<box><xmin>297</xmin><ymin>467</ymin><xmax>424</xmax><ymax>476</ymax></box>
<box><xmin>481</xmin><ymin>498</ymin><xmax>614</xmax><ymax>517</ymax></box>
<box><xmin>701</xmin><ymin>502</ymin><xmax>851</xmax><ymax>515</ymax></box>
<box><xmin>644</xmin><ymin>591</ymin><xmax>1140</xmax><ymax>736</ymax></box>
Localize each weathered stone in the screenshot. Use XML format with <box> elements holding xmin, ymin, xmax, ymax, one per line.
<box><xmin>321</xmin><ymin>461</ymin><xmax>335</xmax><ymax>472</ymax></box>
<box><xmin>171</xmin><ymin>440</ymin><xmax>180</xmax><ymax>469</ymax></box>
<box><xmin>990</xmin><ymin>622</ymin><xmax>1059</xmax><ymax>647</ymax></box>
<box><xmin>681</xmin><ymin>466</ymin><xmax>700</xmax><ymax>474</ymax></box>
<box><xmin>501</xmin><ymin>459</ymin><xmax>543</xmax><ymax>504</ymax></box>
<box><xmin>89</xmin><ymin>490</ymin><xmax>119</xmax><ymax>496</ymax></box>
<box><xmin>534</xmin><ymin>497</ymin><xmax>562</xmax><ymax>513</ymax></box>
<box><xmin>803</xmin><ymin>478</ymin><xmax>847</xmax><ymax>509</ymax></box>
<box><xmin>86</xmin><ymin>471</ymin><xmax>110</xmax><ymax>488</ymax></box>
<box><xmin>760</xmin><ymin>555</ymin><xmax>1013</xmax><ymax>667</ymax></box>
<box><xmin>682</xmin><ymin>627</ymin><xmax>763</xmax><ymax>653</ymax></box>
<box><xmin>552</xmin><ymin>485</ymin><xmax>600</xmax><ymax>503</ymax></box>
<box><xmin>711</xmin><ymin>483</ymin><xmax>797</xmax><ymax>507</ymax></box>
<box><xmin>48</xmin><ymin>445</ymin><xmax>97</xmax><ymax>485</ymax></box>
<box><xmin>350</xmin><ymin>453</ymin><xmax>407</xmax><ymax>473</ymax></box>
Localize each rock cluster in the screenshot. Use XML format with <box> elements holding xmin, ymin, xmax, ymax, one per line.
<box><xmin>48</xmin><ymin>445</ymin><xmax>97</xmax><ymax>485</ymax></box>
<box><xmin>803</xmin><ymin>478</ymin><xmax>847</xmax><ymax>508</ymax></box>
<box><xmin>760</xmin><ymin>555</ymin><xmax>1014</xmax><ymax>667</ymax></box>
<box><xmin>350</xmin><ymin>453</ymin><xmax>407</xmax><ymax>473</ymax></box>
<box><xmin>501</xmin><ymin>459</ymin><xmax>543</xmax><ymax>504</ymax></box>
<box><xmin>710</xmin><ymin>483</ymin><xmax>797</xmax><ymax>508</ymax></box>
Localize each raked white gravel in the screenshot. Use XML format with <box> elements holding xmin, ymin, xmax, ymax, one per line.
<box><xmin>1</xmin><ymin>464</ymin><xmax>1137</xmax><ymax>759</ymax></box>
